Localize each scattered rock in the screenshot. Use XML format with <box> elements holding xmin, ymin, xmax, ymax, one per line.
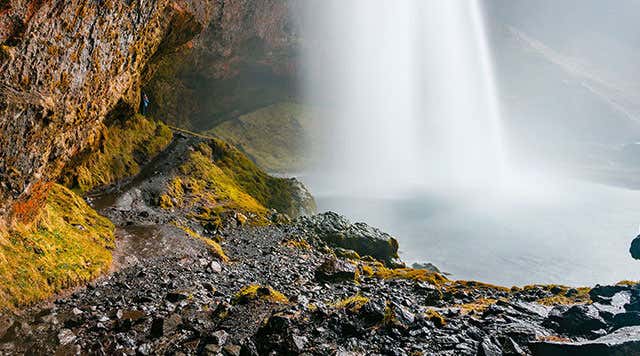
<box><xmin>211</xmin><ymin>330</ymin><xmax>229</xmax><ymax>346</ymax></box>
<box><xmin>209</xmin><ymin>261</ymin><xmax>222</xmax><ymax>273</ymax></box>
<box><xmin>57</xmin><ymin>329</ymin><xmax>76</xmax><ymax>345</ymax></box>
<box><xmin>166</xmin><ymin>291</ymin><xmax>189</xmax><ymax>303</ymax></box>
<box><xmin>315</xmin><ymin>256</ymin><xmax>358</xmax><ymax>282</ymax></box>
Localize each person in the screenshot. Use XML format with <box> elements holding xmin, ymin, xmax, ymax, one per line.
<box><xmin>141</xmin><ymin>92</ymin><xmax>150</xmax><ymax>115</ymax></box>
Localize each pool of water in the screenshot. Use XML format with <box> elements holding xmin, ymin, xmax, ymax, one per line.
<box><xmin>311</xmin><ymin>178</ymin><xmax>640</xmax><ymax>287</ymax></box>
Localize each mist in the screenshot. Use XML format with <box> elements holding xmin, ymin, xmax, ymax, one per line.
<box><xmin>295</xmin><ymin>0</ymin><xmax>640</xmax><ymax>285</ymax></box>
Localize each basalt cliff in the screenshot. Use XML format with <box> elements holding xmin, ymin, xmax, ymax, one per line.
<box><xmin>0</xmin><ymin>0</ymin><xmax>295</xmax><ymax>219</ymax></box>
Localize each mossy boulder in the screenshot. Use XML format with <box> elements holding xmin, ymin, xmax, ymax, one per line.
<box><xmin>630</xmin><ymin>235</ymin><xmax>640</xmax><ymax>260</ymax></box>
<box><xmin>299</xmin><ymin>212</ymin><xmax>400</xmax><ymax>265</ymax></box>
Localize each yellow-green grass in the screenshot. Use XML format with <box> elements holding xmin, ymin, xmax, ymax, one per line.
<box><xmin>233</xmin><ymin>285</ymin><xmax>289</xmax><ymax>305</ymax></box>
<box><xmin>159</xmin><ymin>138</ymin><xmax>311</xmax><ymax>222</ymax></box>
<box><xmin>172</xmin><ymin>222</ymin><xmax>228</xmax><ymax>262</ymax></box>
<box><xmin>61</xmin><ymin>114</ymin><xmax>172</xmax><ymax>193</ymax></box>
<box><xmin>209</xmin><ymin>102</ymin><xmax>315</xmax><ymax>173</ymax></box>
<box><xmin>0</xmin><ymin>183</ymin><xmax>114</xmax><ymax>310</ymax></box>
<box><xmin>373</xmin><ymin>266</ymin><xmax>448</xmax><ymax>285</ymax></box>
<box><xmin>332</xmin><ymin>294</ymin><xmax>369</xmax><ymax>313</ymax></box>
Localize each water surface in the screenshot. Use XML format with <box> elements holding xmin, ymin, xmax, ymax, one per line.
<box><xmin>312</xmin><ymin>179</ymin><xmax>640</xmax><ymax>287</ymax></box>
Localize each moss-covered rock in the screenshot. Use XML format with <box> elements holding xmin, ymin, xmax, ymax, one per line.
<box><xmin>298</xmin><ymin>212</ymin><xmax>400</xmax><ymax>265</ymax></box>
<box><xmin>60</xmin><ymin>114</ymin><xmax>173</xmax><ymax>193</ymax></box>
<box><xmin>233</xmin><ymin>285</ymin><xmax>289</xmax><ymax>305</ymax></box>
<box><xmin>210</xmin><ymin>102</ymin><xmax>315</xmax><ymax>173</ymax></box>
<box><xmin>0</xmin><ymin>183</ymin><xmax>114</xmax><ymax>310</ymax></box>
<box><xmin>333</xmin><ymin>295</ymin><xmax>369</xmax><ymax>313</ymax></box>
<box><xmin>158</xmin><ymin>136</ymin><xmax>315</xmax><ymax>224</ymax></box>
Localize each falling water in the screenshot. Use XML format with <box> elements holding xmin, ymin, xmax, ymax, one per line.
<box><xmin>300</xmin><ymin>0</ymin><xmax>507</xmax><ymax>195</ymax></box>
<box><xmin>296</xmin><ymin>1</ymin><xmax>640</xmax><ymax>286</ymax></box>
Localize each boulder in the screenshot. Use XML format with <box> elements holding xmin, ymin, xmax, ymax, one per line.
<box><xmin>254</xmin><ymin>313</ymin><xmax>300</xmax><ymax>355</ymax></box>
<box><xmin>298</xmin><ymin>212</ymin><xmax>400</xmax><ymax>265</ymax></box>
<box><xmin>529</xmin><ymin>326</ymin><xmax>640</xmax><ymax>355</ymax></box>
<box><xmin>149</xmin><ymin>314</ymin><xmax>182</xmax><ymax>338</ymax></box>
<box><xmin>612</xmin><ymin>312</ymin><xmax>640</xmax><ymax>329</ymax></box>
<box><xmin>359</xmin><ymin>299</ymin><xmax>387</xmax><ymax>325</ymax></box>
<box><xmin>315</xmin><ymin>256</ymin><xmax>358</xmax><ymax>282</ymax></box>
<box><xmin>545</xmin><ymin>305</ymin><xmax>607</xmax><ymax>336</ymax></box>
<box><xmin>631</xmin><ymin>235</ymin><xmax>640</xmax><ymax>259</ymax></box>
<box><xmin>411</xmin><ymin>262</ymin><xmax>448</xmax><ymax>275</ymax></box>
<box><xmin>590</xmin><ymin>285</ymin><xmax>631</xmax><ymax>304</ymax></box>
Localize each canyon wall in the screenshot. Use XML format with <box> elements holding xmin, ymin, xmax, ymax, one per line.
<box><xmin>0</xmin><ymin>0</ymin><xmax>294</xmax><ymax>220</ymax></box>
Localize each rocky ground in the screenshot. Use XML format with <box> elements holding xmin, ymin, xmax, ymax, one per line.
<box><xmin>2</xmin><ymin>217</ymin><xmax>640</xmax><ymax>355</ymax></box>
<box><xmin>2</xmin><ymin>135</ymin><xmax>640</xmax><ymax>355</ymax></box>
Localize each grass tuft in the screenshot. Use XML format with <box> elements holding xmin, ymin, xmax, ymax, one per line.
<box><xmin>332</xmin><ymin>294</ymin><xmax>369</xmax><ymax>313</ymax></box>
<box><xmin>173</xmin><ymin>222</ymin><xmax>228</xmax><ymax>262</ymax></box>
<box><xmin>233</xmin><ymin>285</ymin><xmax>289</xmax><ymax>305</ymax></box>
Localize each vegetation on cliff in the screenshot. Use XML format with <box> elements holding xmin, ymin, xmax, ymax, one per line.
<box><xmin>0</xmin><ymin>183</ymin><xmax>114</xmax><ymax>310</ymax></box>
<box><xmin>158</xmin><ymin>136</ymin><xmax>315</xmax><ymax>225</ymax></box>
<box><xmin>210</xmin><ymin>102</ymin><xmax>314</xmax><ymax>173</ymax></box>
<box><xmin>60</xmin><ymin>115</ymin><xmax>172</xmax><ymax>193</ymax></box>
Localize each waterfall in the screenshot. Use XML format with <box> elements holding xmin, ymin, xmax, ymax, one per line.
<box><xmin>299</xmin><ymin>0</ymin><xmax>507</xmax><ymax>196</ymax></box>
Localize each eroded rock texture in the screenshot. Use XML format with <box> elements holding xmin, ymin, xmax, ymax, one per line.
<box><xmin>144</xmin><ymin>0</ymin><xmax>298</xmax><ymax>130</ymax></box>
<box><xmin>0</xmin><ymin>0</ymin><xmax>292</xmax><ymax>219</ymax></box>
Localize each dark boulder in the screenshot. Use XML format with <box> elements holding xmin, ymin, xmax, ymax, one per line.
<box><xmin>315</xmin><ymin>256</ymin><xmax>358</xmax><ymax>282</ymax></box>
<box><xmin>612</xmin><ymin>312</ymin><xmax>640</xmax><ymax>329</ymax></box>
<box><xmin>630</xmin><ymin>235</ymin><xmax>640</xmax><ymax>260</ymax></box>
<box><xmin>590</xmin><ymin>284</ymin><xmax>631</xmax><ymax>304</ymax></box>
<box><xmin>545</xmin><ymin>305</ymin><xmax>607</xmax><ymax>336</ymax></box>
<box><xmin>298</xmin><ymin>212</ymin><xmax>400</xmax><ymax>265</ymax></box>
<box><xmin>149</xmin><ymin>314</ymin><xmax>182</xmax><ymax>339</ymax></box>
<box><xmin>254</xmin><ymin>313</ymin><xmax>304</xmax><ymax>355</ymax></box>
<box><xmin>479</xmin><ymin>337</ymin><xmax>502</xmax><ymax>356</ymax></box>
<box><xmin>529</xmin><ymin>326</ymin><xmax>640</xmax><ymax>356</ymax></box>
<box><xmin>359</xmin><ymin>299</ymin><xmax>387</xmax><ymax>325</ymax></box>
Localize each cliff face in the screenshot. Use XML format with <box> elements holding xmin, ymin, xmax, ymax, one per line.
<box><xmin>144</xmin><ymin>0</ymin><xmax>298</xmax><ymax>130</ymax></box>
<box><xmin>0</xmin><ymin>0</ymin><xmax>293</xmax><ymax>220</ymax></box>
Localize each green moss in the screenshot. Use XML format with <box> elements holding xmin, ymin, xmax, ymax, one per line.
<box><xmin>283</xmin><ymin>239</ymin><xmax>312</xmax><ymax>250</ymax></box>
<box><xmin>455</xmin><ymin>298</ymin><xmax>498</xmax><ymax>315</ymax></box>
<box><xmin>160</xmin><ymin>177</ymin><xmax>185</xmax><ymax>209</ymax></box>
<box><xmin>171</xmin><ymin>148</ymin><xmax>268</xmax><ymax>220</ymax></box>
<box><xmin>233</xmin><ymin>285</ymin><xmax>289</xmax><ymax>305</ymax></box>
<box><xmin>173</xmin><ymin>222</ymin><xmax>228</xmax><ymax>262</ymax></box>
<box><xmin>209</xmin><ymin>102</ymin><xmax>315</xmax><ymax>173</ymax></box>
<box><xmin>61</xmin><ymin>114</ymin><xmax>173</xmax><ymax>193</ymax></box>
<box><xmin>335</xmin><ymin>248</ymin><xmax>361</xmax><ymax>260</ymax></box>
<box><xmin>208</xmin><ymin>138</ymin><xmax>309</xmax><ymax>216</ymax></box>
<box><xmin>0</xmin><ymin>183</ymin><xmax>115</xmax><ymax>310</ymax></box>
<box><xmin>333</xmin><ymin>294</ymin><xmax>369</xmax><ymax>313</ymax></box>
<box><xmin>373</xmin><ymin>266</ymin><xmax>448</xmax><ymax>285</ymax></box>
<box><xmin>159</xmin><ymin>137</ymin><xmax>313</xmax><ymax>222</ymax></box>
